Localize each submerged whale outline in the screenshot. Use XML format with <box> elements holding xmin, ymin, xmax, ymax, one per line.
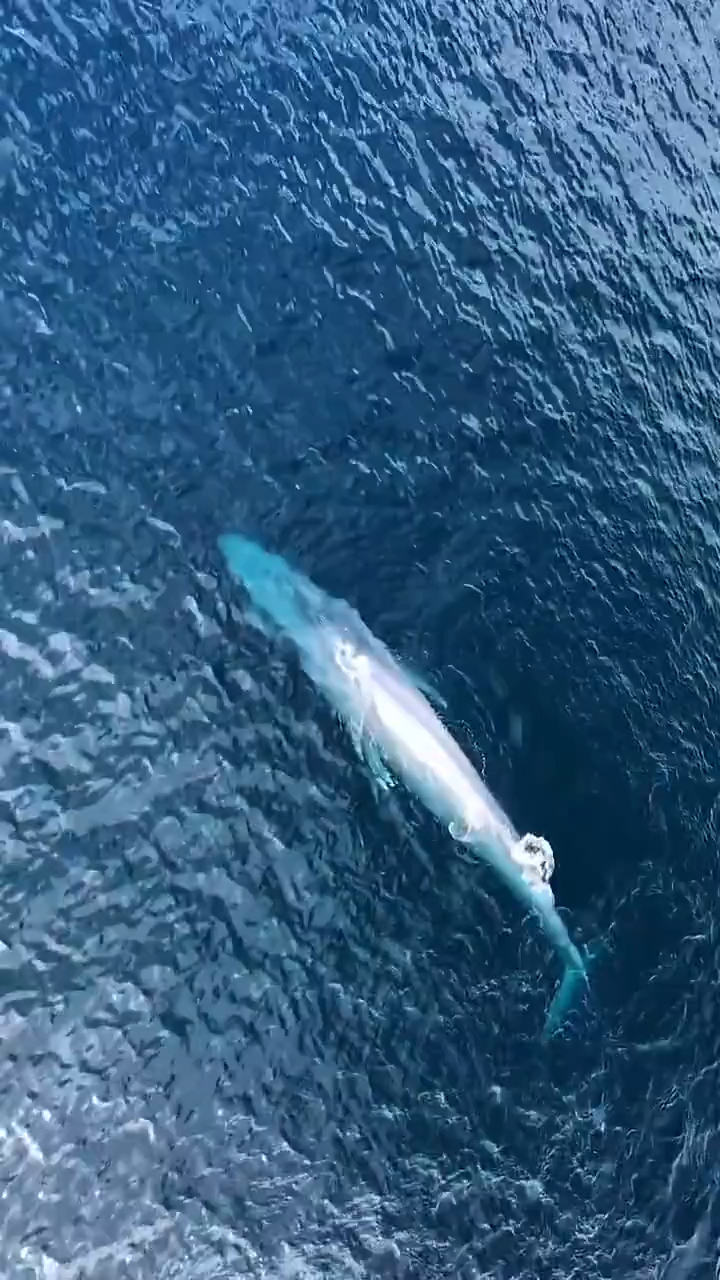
<box><xmin>218</xmin><ymin>531</ymin><xmax>591</xmax><ymax>1038</ymax></box>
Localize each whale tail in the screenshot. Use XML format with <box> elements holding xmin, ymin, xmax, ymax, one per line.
<box><xmin>541</xmin><ymin>961</ymin><xmax>589</xmax><ymax>1041</ymax></box>
<box><xmin>541</xmin><ymin>938</ymin><xmax>605</xmax><ymax>1041</ymax></box>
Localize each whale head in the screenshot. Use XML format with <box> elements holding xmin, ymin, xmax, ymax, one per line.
<box><xmin>218</xmin><ymin>533</ymin><xmax>326</xmax><ymax>640</ymax></box>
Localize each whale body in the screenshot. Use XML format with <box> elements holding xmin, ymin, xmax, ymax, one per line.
<box><xmin>218</xmin><ymin>532</ymin><xmax>589</xmax><ymax>1037</ymax></box>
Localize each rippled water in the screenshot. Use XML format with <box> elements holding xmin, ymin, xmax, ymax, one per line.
<box><xmin>2</xmin><ymin>0</ymin><xmax>720</xmax><ymax>1275</ymax></box>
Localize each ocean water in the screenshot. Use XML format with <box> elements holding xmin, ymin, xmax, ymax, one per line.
<box><xmin>1</xmin><ymin>0</ymin><xmax>720</xmax><ymax>1275</ymax></box>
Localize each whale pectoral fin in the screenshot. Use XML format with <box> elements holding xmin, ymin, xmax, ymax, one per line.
<box><xmin>348</xmin><ymin>717</ymin><xmax>366</xmax><ymax>764</ymax></box>
<box><xmin>349</xmin><ymin>721</ymin><xmax>395</xmax><ymax>791</ymax></box>
<box><xmin>407</xmin><ymin>665</ymin><xmax>448</xmax><ymax>712</ymax></box>
<box><xmin>364</xmin><ymin>740</ymin><xmax>396</xmax><ymax>791</ymax></box>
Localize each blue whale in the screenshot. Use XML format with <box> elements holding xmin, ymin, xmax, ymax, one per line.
<box><xmin>218</xmin><ymin>532</ymin><xmax>590</xmax><ymax>1038</ymax></box>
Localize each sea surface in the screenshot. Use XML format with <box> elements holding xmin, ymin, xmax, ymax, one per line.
<box><xmin>1</xmin><ymin>0</ymin><xmax>720</xmax><ymax>1275</ymax></box>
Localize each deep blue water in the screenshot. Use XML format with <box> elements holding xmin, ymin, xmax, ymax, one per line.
<box><xmin>1</xmin><ymin>0</ymin><xmax>720</xmax><ymax>1274</ymax></box>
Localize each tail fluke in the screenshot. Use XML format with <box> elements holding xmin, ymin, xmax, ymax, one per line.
<box><xmin>541</xmin><ymin>960</ymin><xmax>590</xmax><ymax>1041</ymax></box>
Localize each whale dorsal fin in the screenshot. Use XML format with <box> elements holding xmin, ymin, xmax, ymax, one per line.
<box><xmin>449</xmin><ymin>817</ymin><xmax>473</xmax><ymax>842</ymax></box>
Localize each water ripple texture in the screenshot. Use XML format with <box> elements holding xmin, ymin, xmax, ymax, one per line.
<box><xmin>1</xmin><ymin>0</ymin><xmax>720</xmax><ymax>1275</ymax></box>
